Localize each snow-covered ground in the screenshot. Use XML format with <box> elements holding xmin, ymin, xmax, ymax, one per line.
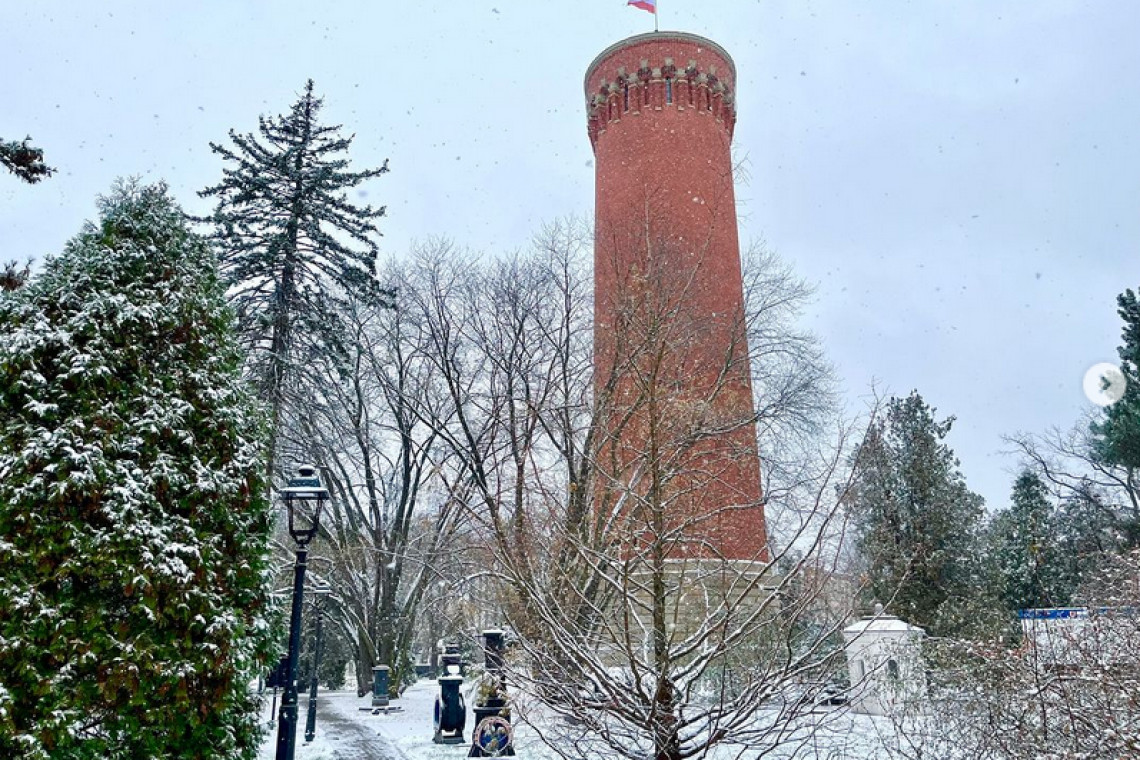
<box><xmin>256</xmin><ymin>681</ymin><xmax>902</xmax><ymax>760</ymax></box>
<box><xmin>256</xmin><ymin>686</ymin><xmax>405</xmax><ymax>759</ymax></box>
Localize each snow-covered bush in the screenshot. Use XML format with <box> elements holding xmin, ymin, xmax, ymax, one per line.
<box><xmin>875</xmin><ymin>553</ymin><xmax>1140</xmax><ymax>760</ymax></box>
<box><xmin>0</xmin><ymin>180</ymin><xmax>273</xmax><ymax>759</ymax></box>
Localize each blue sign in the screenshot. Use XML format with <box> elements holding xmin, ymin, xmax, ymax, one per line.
<box><xmin>1017</xmin><ymin>608</ymin><xmax>1086</xmax><ymax>620</ymax></box>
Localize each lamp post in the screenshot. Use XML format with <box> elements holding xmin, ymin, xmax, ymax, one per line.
<box><xmin>275</xmin><ymin>466</ymin><xmax>329</xmax><ymax>760</ymax></box>
<box><xmin>303</xmin><ymin>585</ymin><xmax>331</xmax><ymax>743</ymax></box>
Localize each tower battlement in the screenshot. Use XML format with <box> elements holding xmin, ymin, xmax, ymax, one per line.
<box><xmin>585</xmin><ymin>32</ymin><xmax>738</xmax><ymax>149</ymax></box>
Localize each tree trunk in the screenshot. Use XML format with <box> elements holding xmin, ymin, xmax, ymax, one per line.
<box><xmin>653</xmin><ymin>678</ymin><xmax>681</xmax><ymax>760</ymax></box>
<box><xmin>355</xmin><ymin>623</ymin><xmax>376</xmax><ymax>697</ymax></box>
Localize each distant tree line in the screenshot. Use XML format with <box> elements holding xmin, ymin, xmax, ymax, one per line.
<box><xmin>843</xmin><ymin>284</ymin><xmax>1140</xmax><ymax>758</ymax></box>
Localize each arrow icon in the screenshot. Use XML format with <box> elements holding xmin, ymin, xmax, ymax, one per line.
<box><xmin>1083</xmin><ymin>362</ymin><xmax>1127</xmax><ymax>407</ymax></box>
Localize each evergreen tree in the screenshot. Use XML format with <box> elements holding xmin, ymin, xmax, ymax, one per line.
<box><xmin>200</xmin><ymin>79</ymin><xmax>391</xmax><ymax>479</ymax></box>
<box><xmin>1</xmin><ymin>259</ymin><xmax>32</xmax><ymax>292</ymax></box>
<box><xmin>988</xmin><ymin>471</ymin><xmax>1066</xmax><ymax>613</ymax></box>
<box><xmin>1</xmin><ymin>136</ymin><xmax>54</xmax><ymax>184</ymax></box>
<box><xmin>1049</xmin><ymin>489</ymin><xmax>1121</xmax><ymax>589</ymax></box>
<box><xmin>0</xmin><ymin>180</ymin><xmax>272</xmax><ymax>759</ymax></box>
<box><xmin>1093</xmin><ymin>287</ymin><xmax>1140</xmax><ymax>469</ymax></box>
<box><xmin>846</xmin><ymin>391</ymin><xmax>987</xmax><ymax>637</ymax></box>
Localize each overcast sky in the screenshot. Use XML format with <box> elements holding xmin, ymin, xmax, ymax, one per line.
<box><xmin>3</xmin><ymin>0</ymin><xmax>1137</xmax><ymax>512</ymax></box>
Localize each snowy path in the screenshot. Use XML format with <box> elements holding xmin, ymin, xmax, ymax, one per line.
<box><xmin>256</xmin><ymin>680</ymin><xmax>895</xmax><ymax>760</ymax></box>
<box><xmin>267</xmin><ymin>682</ymin><xmax>557</xmax><ymax>760</ymax></box>
<box><xmin>257</xmin><ymin>689</ymin><xmax>408</xmax><ymax>760</ymax></box>
<box><xmin>366</xmin><ymin>680</ymin><xmax>567</xmax><ymax>760</ymax></box>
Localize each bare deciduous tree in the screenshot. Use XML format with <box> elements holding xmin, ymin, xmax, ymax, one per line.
<box><xmin>507</xmin><ymin>229</ymin><xmax>858</xmax><ymax>760</ymax></box>
<box><xmin>278</xmin><ymin>286</ymin><xmax>463</xmax><ymax>695</ymax></box>
<box><xmin>389</xmin><ymin>213</ymin><xmax>860</xmax><ymax>759</ymax></box>
<box><xmin>1007</xmin><ymin>418</ymin><xmax>1140</xmax><ymax>550</ymax></box>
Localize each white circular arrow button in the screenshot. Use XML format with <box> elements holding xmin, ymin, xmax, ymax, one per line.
<box><xmin>1083</xmin><ymin>363</ymin><xmax>1127</xmax><ymax>407</ymax></box>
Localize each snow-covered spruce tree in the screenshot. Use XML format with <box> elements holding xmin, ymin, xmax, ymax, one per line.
<box><xmin>0</xmin><ymin>180</ymin><xmax>272</xmax><ymax>759</ymax></box>
<box><xmin>200</xmin><ymin>79</ymin><xmax>391</xmax><ymax>480</ymax></box>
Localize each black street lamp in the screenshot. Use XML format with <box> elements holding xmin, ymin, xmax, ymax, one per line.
<box><xmin>275</xmin><ymin>466</ymin><xmax>329</xmax><ymax>760</ymax></box>
<box><xmin>304</xmin><ymin>585</ymin><xmax>332</xmax><ymax>743</ymax></box>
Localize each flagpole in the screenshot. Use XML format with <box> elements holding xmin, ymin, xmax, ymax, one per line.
<box><xmin>655</xmin><ymin>0</ymin><xmax>659</xmax><ymax>32</ymax></box>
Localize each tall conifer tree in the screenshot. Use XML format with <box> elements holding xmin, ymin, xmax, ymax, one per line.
<box><xmin>0</xmin><ymin>180</ymin><xmax>271</xmax><ymax>759</ymax></box>
<box><xmin>1094</xmin><ymin>287</ymin><xmax>1140</xmax><ymax>469</ymax></box>
<box><xmin>846</xmin><ymin>391</ymin><xmax>986</xmax><ymax>636</ymax></box>
<box><xmin>988</xmin><ymin>471</ymin><xmax>1064</xmax><ymax>613</ymax></box>
<box><xmin>201</xmin><ymin>79</ymin><xmax>391</xmax><ymax>478</ymax></box>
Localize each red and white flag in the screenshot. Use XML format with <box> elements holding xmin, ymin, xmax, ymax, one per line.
<box><xmin>628</xmin><ymin>0</ymin><xmax>656</xmax><ymax>13</ymax></box>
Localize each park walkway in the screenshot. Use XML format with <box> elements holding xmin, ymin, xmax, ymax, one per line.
<box><xmin>258</xmin><ymin>689</ymin><xmax>408</xmax><ymax>760</ymax></box>
<box><xmin>260</xmin><ymin>679</ymin><xmax>890</xmax><ymax>760</ymax></box>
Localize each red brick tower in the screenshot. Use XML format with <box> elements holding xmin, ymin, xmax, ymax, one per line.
<box><xmin>586</xmin><ymin>32</ymin><xmax>769</xmax><ymax>563</ymax></box>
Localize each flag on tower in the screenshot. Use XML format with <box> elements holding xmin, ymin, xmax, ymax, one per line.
<box><xmin>628</xmin><ymin>0</ymin><xmax>656</xmax><ymax>13</ymax></box>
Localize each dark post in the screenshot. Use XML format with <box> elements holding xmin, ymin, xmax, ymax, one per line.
<box><xmin>274</xmin><ymin>546</ymin><xmax>309</xmax><ymax>760</ymax></box>
<box><xmin>372</xmin><ymin>665</ymin><xmax>391</xmax><ymax>708</ymax></box>
<box><xmin>267</xmin><ymin>654</ymin><xmax>287</xmax><ymax>727</ymax></box>
<box><xmin>469</xmin><ymin>630</ymin><xmax>515</xmax><ymax>757</ymax></box>
<box><xmin>433</xmin><ymin>643</ymin><xmax>466</xmax><ymax>744</ymax></box>
<box><xmin>304</xmin><ymin>589</ymin><xmax>329</xmax><ymax>743</ymax></box>
<box><xmin>273</xmin><ymin>466</ymin><xmax>328</xmax><ymax>760</ymax></box>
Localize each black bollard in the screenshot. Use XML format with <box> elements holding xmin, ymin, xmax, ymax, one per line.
<box><xmin>434</xmin><ymin>674</ymin><xmax>467</xmax><ymax>744</ymax></box>
<box><xmin>434</xmin><ymin>643</ymin><xmax>466</xmax><ymax>744</ymax></box>
<box><xmin>372</xmin><ymin>666</ymin><xmax>390</xmax><ymax>708</ymax></box>
<box><xmin>363</xmin><ymin>664</ymin><xmax>404</xmax><ymax>715</ymax></box>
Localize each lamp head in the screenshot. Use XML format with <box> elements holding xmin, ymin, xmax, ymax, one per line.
<box><xmin>283</xmin><ymin>465</ymin><xmax>328</xmax><ymax>545</ymax></box>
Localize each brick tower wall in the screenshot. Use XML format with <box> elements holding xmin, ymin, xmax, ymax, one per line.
<box><xmin>586</xmin><ymin>32</ymin><xmax>769</xmax><ymax>563</ymax></box>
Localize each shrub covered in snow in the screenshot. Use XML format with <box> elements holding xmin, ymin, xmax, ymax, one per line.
<box><xmin>872</xmin><ymin>552</ymin><xmax>1140</xmax><ymax>760</ymax></box>
<box><xmin>0</xmin><ymin>180</ymin><xmax>273</xmax><ymax>759</ymax></box>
